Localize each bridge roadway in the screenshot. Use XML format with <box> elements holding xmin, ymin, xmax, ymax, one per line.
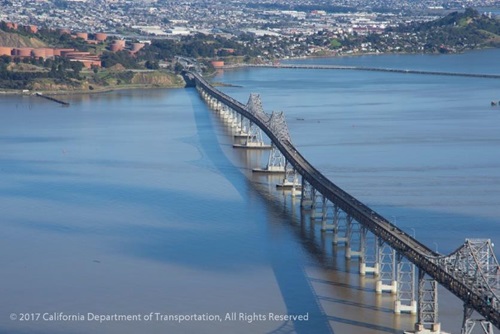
<box><xmin>226</xmin><ymin>63</ymin><xmax>500</xmax><ymax>79</ymax></box>
<box><xmin>189</xmin><ymin>71</ymin><xmax>500</xmax><ymax>329</ymax></box>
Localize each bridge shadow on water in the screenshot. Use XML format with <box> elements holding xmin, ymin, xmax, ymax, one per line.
<box><xmin>3</xmin><ymin>87</ymin><xmax>498</xmax><ymax>334</ymax></box>
<box><xmin>188</xmin><ymin>91</ymin><xmax>331</xmax><ymax>332</ymax></box>
<box><xmin>188</xmin><ymin>88</ymin><xmax>411</xmax><ymax>334</ymax></box>
<box><xmin>187</xmin><ymin>88</ymin><xmax>334</xmax><ymax>334</ymax></box>
<box><xmin>1</xmin><ymin>88</ymin><xmax>432</xmax><ymax>334</ymax></box>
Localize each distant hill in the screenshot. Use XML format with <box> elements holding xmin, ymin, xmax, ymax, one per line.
<box><xmin>389</xmin><ymin>8</ymin><xmax>500</xmax><ymax>51</ymax></box>
<box><xmin>0</xmin><ymin>30</ymin><xmax>47</xmax><ymax>48</ymax></box>
<box><xmin>406</xmin><ymin>8</ymin><xmax>500</xmax><ymax>35</ymax></box>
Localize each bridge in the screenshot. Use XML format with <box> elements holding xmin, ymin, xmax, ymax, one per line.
<box><xmin>222</xmin><ymin>63</ymin><xmax>500</xmax><ymax>80</ymax></box>
<box><xmin>185</xmin><ymin>70</ymin><xmax>500</xmax><ymax>334</ymax></box>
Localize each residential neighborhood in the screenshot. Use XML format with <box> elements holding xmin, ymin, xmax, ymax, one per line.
<box><xmin>1</xmin><ymin>0</ymin><xmax>500</xmax><ymax>91</ymax></box>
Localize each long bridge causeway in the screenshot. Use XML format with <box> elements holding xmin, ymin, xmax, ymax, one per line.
<box><xmin>224</xmin><ymin>63</ymin><xmax>500</xmax><ymax>80</ymax></box>
<box><xmin>185</xmin><ymin>70</ymin><xmax>500</xmax><ymax>334</ymax></box>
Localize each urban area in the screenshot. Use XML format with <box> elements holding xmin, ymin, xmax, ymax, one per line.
<box><xmin>1</xmin><ymin>0</ymin><xmax>500</xmax><ymax>92</ymax></box>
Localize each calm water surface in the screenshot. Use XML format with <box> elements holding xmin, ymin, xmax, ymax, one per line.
<box><xmin>1</xmin><ymin>49</ymin><xmax>500</xmax><ymax>334</ymax></box>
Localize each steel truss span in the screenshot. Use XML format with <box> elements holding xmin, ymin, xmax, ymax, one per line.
<box><xmin>187</xmin><ymin>71</ymin><xmax>500</xmax><ymax>330</ymax></box>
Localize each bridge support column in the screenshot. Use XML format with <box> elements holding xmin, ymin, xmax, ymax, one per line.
<box><xmin>409</xmin><ymin>269</ymin><xmax>441</xmax><ymax>333</ymax></box>
<box><xmin>300</xmin><ymin>179</ymin><xmax>313</xmax><ymax>209</ymax></box>
<box><xmin>266</xmin><ymin>144</ymin><xmax>286</xmax><ymax>173</ymax></box>
<box><xmin>332</xmin><ymin>210</ymin><xmax>348</xmax><ymax>245</ymax></box>
<box><xmin>220</xmin><ymin>105</ymin><xmax>230</xmax><ymax>120</ymax></box>
<box><xmin>279</xmin><ymin>164</ymin><xmax>301</xmax><ymax>197</ymax></box>
<box><xmin>233</xmin><ymin>121</ymin><xmax>271</xmax><ymax>149</ymax></box>
<box><xmin>253</xmin><ymin>143</ymin><xmax>286</xmax><ymax>173</ymax></box>
<box><xmin>461</xmin><ymin>305</ymin><xmax>494</xmax><ymax>334</ymax></box>
<box><xmin>310</xmin><ymin>188</ymin><xmax>323</xmax><ymax>219</ymax></box>
<box><xmin>376</xmin><ymin>240</ymin><xmax>397</xmax><ymax>294</ymax></box>
<box><xmin>227</xmin><ymin>108</ymin><xmax>235</xmax><ymax>123</ymax></box>
<box><xmin>232</xmin><ymin>110</ymin><xmax>241</xmax><ymax>129</ymax></box>
<box><xmin>320</xmin><ymin>199</ymin><xmax>335</xmax><ymax>232</ymax></box>
<box><xmin>346</xmin><ymin>216</ymin><xmax>363</xmax><ymax>260</ymax></box>
<box><xmin>395</xmin><ymin>253</ymin><xmax>417</xmax><ymax>314</ymax></box>
<box><xmin>215</xmin><ymin>100</ymin><xmax>222</xmax><ymax>112</ymax></box>
<box><xmin>290</xmin><ymin>180</ymin><xmax>301</xmax><ymax>197</ymax></box>
<box><xmin>360</xmin><ymin>230</ymin><xmax>379</xmax><ymax>276</ymax></box>
<box><xmin>234</xmin><ymin>116</ymin><xmax>250</xmax><ymax>138</ymax></box>
<box><xmin>202</xmin><ymin>92</ymin><xmax>211</xmax><ymax>105</ymax></box>
<box><xmin>233</xmin><ymin>111</ymin><xmax>242</xmax><ymax>130</ymax></box>
<box><xmin>211</xmin><ymin>97</ymin><xmax>219</xmax><ymax>111</ymax></box>
<box><xmin>207</xmin><ymin>96</ymin><xmax>218</xmax><ymax>110</ymax></box>
<box><xmin>221</xmin><ymin>105</ymin><xmax>231</xmax><ymax>120</ymax></box>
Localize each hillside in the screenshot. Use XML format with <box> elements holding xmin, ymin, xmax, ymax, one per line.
<box><xmin>388</xmin><ymin>8</ymin><xmax>500</xmax><ymax>51</ymax></box>
<box><xmin>0</xmin><ymin>30</ymin><xmax>46</xmax><ymax>48</ymax></box>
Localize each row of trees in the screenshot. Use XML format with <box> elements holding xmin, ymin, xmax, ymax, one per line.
<box><xmin>92</xmin><ymin>33</ymin><xmax>264</xmax><ymax>71</ymax></box>
<box><xmin>137</xmin><ymin>34</ymin><xmax>261</xmax><ymax>63</ymax></box>
<box><xmin>0</xmin><ymin>55</ymin><xmax>84</xmax><ymax>89</ymax></box>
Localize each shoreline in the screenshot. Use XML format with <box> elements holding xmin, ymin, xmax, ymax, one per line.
<box><xmin>0</xmin><ymin>82</ymin><xmax>186</xmax><ymax>97</ymax></box>
<box><xmin>1</xmin><ymin>47</ymin><xmax>498</xmax><ymax>97</ymax></box>
<box><xmin>220</xmin><ymin>45</ymin><xmax>500</xmax><ymax>70</ymax></box>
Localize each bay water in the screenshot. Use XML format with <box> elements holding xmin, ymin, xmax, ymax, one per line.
<box><xmin>1</xmin><ymin>49</ymin><xmax>500</xmax><ymax>333</ymax></box>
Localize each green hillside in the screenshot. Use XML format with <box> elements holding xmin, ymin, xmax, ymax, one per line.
<box><xmin>0</xmin><ymin>30</ymin><xmax>47</xmax><ymax>48</ymax></box>
<box><xmin>389</xmin><ymin>8</ymin><xmax>500</xmax><ymax>51</ymax></box>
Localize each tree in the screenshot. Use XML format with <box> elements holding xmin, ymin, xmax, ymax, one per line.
<box><xmin>100</xmin><ymin>51</ymin><xmax>138</xmax><ymax>68</ymax></box>
<box><xmin>145</xmin><ymin>60</ymin><xmax>159</xmax><ymax>70</ymax></box>
<box><xmin>174</xmin><ymin>62</ymin><xmax>184</xmax><ymax>73</ymax></box>
<box><xmin>0</xmin><ymin>55</ymin><xmax>11</xmax><ymax>64</ymax></box>
<box><xmin>70</xmin><ymin>61</ymin><xmax>84</xmax><ymax>77</ymax></box>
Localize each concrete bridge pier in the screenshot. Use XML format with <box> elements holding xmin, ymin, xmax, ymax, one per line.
<box><xmin>219</xmin><ymin>105</ymin><xmax>229</xmax><ymax>120</ymax></box>
<box><xmin>360</xmin><ymin>230</ymin><xmax>380</xmax><ymax>276</ymax></box>
<box><xmin>300</xmin><ymin>179</ymin><xmax>313</xmax><ymax>209</ymax></box>
<box><xmin>234</xmin><ymin>116</ymin><xmax>251</xmax><ymax>138</ymax></box>
<box><xmin>360</xmin><ymin>261</ymin><xmax>380</xmax><ymax>276</ymax></box>
<box><xmin>332</xmin><ymin>212</ymin><xmax>348</xmax><ymax>246</ymax></box>
<box><xmin>376</xmin><ymin>240</ymin><xmax>398</xmax><ymax>294</ymax></box>
<box><xmin>405</xmin><ymin>270</ymin><xmax>442</xmax><ymax>334</ymax></box>
<box><xmin>199</xmin><ymin>89</ymin><xmax>209</xmax><ymax>105</ymax></box>
<box><xmin>277</xmin><ymin>165</ymin><xmax>301</xmax><ymax>197</ymax></box>
<box><xmin>310</xmin><ymin>188</ymin><xmax>323</xmax><ymax>220</ymax></box>
<box><xmin>220</xmin><ymin>105</ymin><xmax>230</xmax><ymax>120</ymax></box>
<box><xmin>221</xmin><ymin>105</ymin><xmax>232</xmax><ymax>121</ymax></box>
<box><xmin>229</xmin><ymin>109</ymin><xmax>241</xmax><ymax>129</ymax></box>
<box><xmin>253</xmin><ymin>143</ymin><xmax>286</xmax><ymax>173</ymax></box>
<box><xmin>231</xmin><ymin>110</ymin><xmax>242</xmax><ymax>130</ymax></box>
<box><xmin>201</xmin><ymin>90</ymin><xmax>210</xmax><ymax>105</ymax></box>
<box><xmin>210</xmin><ymin>99</ymin><xmax>220</xmax><ymax>111</ymax></box>
<box><xmin>395</xmin><ymin>253</ymin><xmax>417</xmax><ymax>315</ymax></box>
<box><xmin>345</xmin><ymin>216</ymin><xmax>364</xmax><ymax>260</ymax></box>
<box><xmin>208</xmin><ymin>96</ymin><xmax>220</xmax><ymax>112</ymax></box>
<box><xmin>376</xmin><ymin>278</ymin><xmax>398</xmax><ymax>295</ymax></box>
<box><xmin>233</xmin><ymin>121</ymin><xmax>271</xmax><ymax>149</ymax></box>
<box><xmin>320</xmin><ymin>200</ymin><xmax>335</xmax><ymax>232</ymax></box>
<box><xmin>291</xmin><ymin>174</ymin><xmax>301</xmax><ymax>195</ymax></box>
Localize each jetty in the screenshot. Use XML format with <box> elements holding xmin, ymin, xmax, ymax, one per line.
<box><xmin>34</xmin><ymin>92</ymin><xmax>70</xmax><ymax>106</ymax></box>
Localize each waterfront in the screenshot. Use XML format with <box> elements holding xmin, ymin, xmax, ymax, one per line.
<box><xmin>1</xmin><ymin>49</ymin><xmax>500</xmax><ymax>334</ymax></box>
